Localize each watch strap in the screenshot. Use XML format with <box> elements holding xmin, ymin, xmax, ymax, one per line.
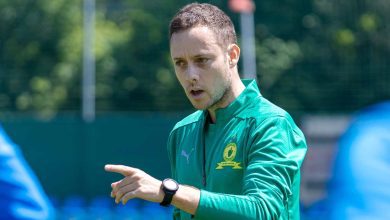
<box><xmin>160</xmin><ymin>178</ymin><xmax>179</xmax><ymax>207</ymax></box>
<box><xmin>160</xmin><ymin>191</ymin><xmax>174</xmax><ymax>206</ymax></box>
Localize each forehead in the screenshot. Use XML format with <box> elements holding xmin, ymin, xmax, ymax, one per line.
<box><xmin>170</xmin><ymin>26</ymin><xmax>222</xmax><ymax>58</ymax></box>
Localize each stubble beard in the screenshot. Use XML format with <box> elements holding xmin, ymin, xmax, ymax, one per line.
<box><xmin>186</xmin><ymin>78</ymin><xmax>232</xmax><ymax>111</ymax></box>
<box><xmin>206</xmin><ymin>72</ymin><xmax>232</xmax><ymax>112</ymax></box>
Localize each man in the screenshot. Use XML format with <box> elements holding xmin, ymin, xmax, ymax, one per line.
<box><xmin>0</xmin><ymin>124</ymin><xmax>55</xmax><ymax>220</ymax></box>
<box><xmin>105</xmin><ymin>3</ymin><xmax>307</xmax><ymax>219</ymax></box>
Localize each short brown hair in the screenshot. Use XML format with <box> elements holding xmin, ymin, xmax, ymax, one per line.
<box><xmin>169</xmin><ymin>3</ymin><xmax>237</xmax><ymax>48</ymax></box>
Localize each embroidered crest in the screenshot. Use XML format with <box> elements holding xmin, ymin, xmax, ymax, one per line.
<box><xmin>216</xmin><ymin>143</ymin><xmax>242</xmax><ymax>169</ymax></box>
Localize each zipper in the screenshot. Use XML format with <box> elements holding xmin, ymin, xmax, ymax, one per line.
<box><xmin>201</xmin><ymin>112</ymin><xmax>207</xmax><ymax>187</ymax></box>
<box><xmin>202</xmin><ymin>137</ymin><xmax>206</xmax><ymax>187</ymax></box>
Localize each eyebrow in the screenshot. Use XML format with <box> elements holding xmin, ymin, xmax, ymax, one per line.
<box><xmin>173</xmin><ymin>53</ymin><xmax>211</xmax><ymax>60</ymax></box>
<box><xmin>172</xmin><ymin>57</ymin><xmax>184</xmax><ymax>61</ymax></box>
<box><xmin>193</xmin><ymin>54</ymin><xmax>208</xmax><ymax>58</ymax></box>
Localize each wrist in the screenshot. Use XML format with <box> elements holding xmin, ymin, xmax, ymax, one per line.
<box><xmin>171</xmin><ymin>184</ymin><xmax>200</xmax><ymax>215</ymax></box>
<box><xmin>160</xmin><ymin>178</ymin><xmax>179</xmax><ymax>206</ymax></box>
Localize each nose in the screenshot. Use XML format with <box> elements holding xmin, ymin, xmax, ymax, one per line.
<box><xmin>186</xmin><ymin>64</ymin><xmax>199</xmax><ymax>82</ymax></box>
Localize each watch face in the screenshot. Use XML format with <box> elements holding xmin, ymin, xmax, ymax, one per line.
<box><xmin>164</xmin><ymin>179</ymin><xmax>178</xmax><ymax>191</ymax></box>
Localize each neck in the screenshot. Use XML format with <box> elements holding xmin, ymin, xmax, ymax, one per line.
<box><xmin>207</xmin><ymin>76</ymin><xmax>245</xmax><ymax>123</ymax></box>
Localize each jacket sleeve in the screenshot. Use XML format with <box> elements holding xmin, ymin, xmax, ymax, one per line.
<box><xmin>166</xmin><ymin>130</ymin><xmax>182</xmax><ymax>220</ymax></box>
<box><xmin>194</xmin><ymin>116</ymin><xmax>307</xmax><ymax>219</ymax></box>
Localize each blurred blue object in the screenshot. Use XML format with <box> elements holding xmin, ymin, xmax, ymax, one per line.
<box><xmin>62</xmin><ymin>195</ymin><xmax>87</xmax><ymax>208</ymax></box>
<box><xmin>111</xmin><ymin>199</ymin><xmax>173</xmax><ymax>220</ymax></box>
<box><xmin>55</xmin><ymin>196</ymin><xmax>174</xmax><ymax>220</ymax></box>
<box><xmin>113</xmin><ymin>199</ymin><xmax>142</xmax><ymax>220</ymax></box>
<box><xmin>59</xmin><ymin>195</ymin><xmax>88</xmax><ymax>220</ymax></box>
<box><xmin>0</xmin><ymin>124</ymin><xmax>55</xmax><ymax>220</ymax></box>
<box><xmin>303</xmin><ymin>198</ymin><xmax>329</xmax><ymax>220</ymax></box>
<box><xmin>89</xmin><ymin>195</ymin><xmax>112</xmax><ymax>208</ymax></box>
<box><xmin>141</xmin><ymin>202</ymin><xmax>173</xmax><ymax>220</ymax></box>
<box><xmin>88</xmin><ymin>196</ymin><xmax>113</xmax><ymax>220</ymax></box>
<box><xmin>323</xmin><ymin>101</ymin><xmax>390</xmax><ymax>219</ymax></box>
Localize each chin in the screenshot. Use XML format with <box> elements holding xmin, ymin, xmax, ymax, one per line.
<box><xmin>190</xmin><ymin>101</ymin><xmax>208</xmax><ymax>110</ymax></box>
<box><xmin>192</xmin><ymin>104</ymin><xmax>207</xmax><ymax>110</ymax></box>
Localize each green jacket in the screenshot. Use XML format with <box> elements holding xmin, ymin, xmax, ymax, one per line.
<box><xmin>167</xmin><ymin>80</ymin><xmax>307</xmax><ymax>220</ymax></box>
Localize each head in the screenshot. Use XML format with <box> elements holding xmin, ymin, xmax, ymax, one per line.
<box><xmin>169</xmin><ymin>3</ymin><xmax>243</xmax><ymax>114</ymax></box>
<box><xmin>169</xmin><ymin>3</ymin><xmax>237</xmax><ymax>49</ymax></box>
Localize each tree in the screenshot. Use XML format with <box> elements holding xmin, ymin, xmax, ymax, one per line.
<box><xmin>0</xmin><ymin>0</ymin><xmax>84</xmax><ymax>118</ymax></box>
<box><xmin>254</xmin><ymin>0</ymin><xmax>390</xmax><ymax>113</ymax></box>
<box><xmin>1</xmin><ymin>0</ymin><xmax>389</xmax><ymax>116</ymax></box>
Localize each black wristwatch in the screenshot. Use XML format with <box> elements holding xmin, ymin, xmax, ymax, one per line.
<box><xmin>160</xmin><ymin>178</ymin><xmax>179</xmax><ymax>206</ymax></box>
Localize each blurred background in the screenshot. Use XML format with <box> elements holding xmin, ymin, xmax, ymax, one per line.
<box><xmin>0</xmin><ymin>0</ymin><xmax>389</xmax><ymax>219</ymax></box>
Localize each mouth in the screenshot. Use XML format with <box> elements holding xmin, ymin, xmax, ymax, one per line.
<box><xmin>189</xmin><ymin>89</ymin><xmax>204</xmax><ymax>99</ymax></box>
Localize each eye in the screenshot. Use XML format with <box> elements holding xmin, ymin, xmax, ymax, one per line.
<box><xmin>174</xmin><ymin>60</ymin><xmax>186</xmax><ymax>68</ymax></box>
<box><xmin>196</xmin><ymin>57</ymin><xmax>209</xmax><ymax>65</ymax></box>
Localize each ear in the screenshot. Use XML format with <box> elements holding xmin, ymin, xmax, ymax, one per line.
<box><xmin>227</xmin><ymin>44</ymin><xmax>240</xmax><ymax>67</ymax></box>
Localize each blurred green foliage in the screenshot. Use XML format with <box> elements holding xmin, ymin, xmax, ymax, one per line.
<box><xmin>254</xmin><ymin>0</ymin><xmax>390</xmax><ymax>113</ymax></box>
<box><xmin>0</xmin><ymin>0</ymin><xmax>389</xmax><ymax>117</ymax></box>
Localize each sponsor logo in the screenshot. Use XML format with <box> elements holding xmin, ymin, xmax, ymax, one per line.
<box><xmin>181</xmin><ymin>148</ymin><xmax>194</xmax><ymax>164</ymax></box>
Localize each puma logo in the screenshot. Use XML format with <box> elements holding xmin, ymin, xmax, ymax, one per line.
<box><xmin>181</xmin><ymin>148</ymin><xmax>194</xmax><ymax>164</ymax></box>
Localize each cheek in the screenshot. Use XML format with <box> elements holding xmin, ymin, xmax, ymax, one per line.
<box><xmin>175</xmin><ymin>71</ymin><xmax>187</xmax><ymax>88</ymax></box>
<box><xmin>206</xmin><ymin>66</ymin><xmax>227</xmax><ymax>83</ymax></box>
<box><xmin>174</xmin><ymin>69</ymin><xmax>183</xmax><ymax>81</ymax></box>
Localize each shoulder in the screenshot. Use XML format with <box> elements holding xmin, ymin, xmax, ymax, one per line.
<box><xmin>167</xmin><ymin>110</ymin><xmax>204</xmax><ymax>147</ymax></box>
<box><xmin>241</xmin><ymin>96</ymin><xmax>306</xmax><ymax>142</ymax></box>
<box><xmin>241</xmin><ymin>95</ymin><xmax>294</xmax><ymax>125</ymax></box>
<box><xmin>171</xmin><ymin>110</ymin><xmax>204</xmax><ymax>132</ymax></box>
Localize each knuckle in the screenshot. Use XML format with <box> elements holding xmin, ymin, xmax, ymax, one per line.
<box><xmin>135</xmin><ymin>168</ymin><xmax>145</xmax><ymax>175</ymax></box>
<box><xmin>137</xmin><ymin>188</ymin><xmax>146</xmax><ymax>195</ymax></box>
<box><xmin>134</xmin><ymin>169</ymin><xmax>143</xmax><ymax>176</ymax></box>
<box><xmin>132</xmin><ymin>173</ymin><xmax>142</xmax><ymax>181</ymax></box>
<box><xmin>134</xmin><ymin>188</ymin><xmax>141</xmax><ymax>196</ymax></box>
<box><xmin>124</xmin><ymin>191</ymin><xmax>135</xmax><ymax>201</ymax></box>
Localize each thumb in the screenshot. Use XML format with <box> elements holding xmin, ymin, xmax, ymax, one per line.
<box><xmin>104</xmin><ymin>164</ymin><xmax>136</xmax><ymax>176</ymax></box>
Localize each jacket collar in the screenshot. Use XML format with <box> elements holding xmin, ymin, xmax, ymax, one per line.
<box><xmin>203</xmin><ymin>79</ymin><xmax>261</xmax><ymax>124</ymax></box>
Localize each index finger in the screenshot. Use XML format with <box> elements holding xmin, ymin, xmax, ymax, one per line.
<box><xmin>104</xmin><ymin>164</ymin><xmax>137</xmax><ymax>176</ymax></box>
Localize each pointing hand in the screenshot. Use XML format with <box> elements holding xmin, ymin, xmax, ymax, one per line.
<box><xmin>104</xmin><ymin>164</ymin><xmax>163</xmax><ymax>205</ymax></box>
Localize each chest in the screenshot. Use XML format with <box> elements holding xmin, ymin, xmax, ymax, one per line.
<box><xmin>175</xmin><ymin>121</ymin><xmax>249</xmax><ymax>193</ymax></box>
